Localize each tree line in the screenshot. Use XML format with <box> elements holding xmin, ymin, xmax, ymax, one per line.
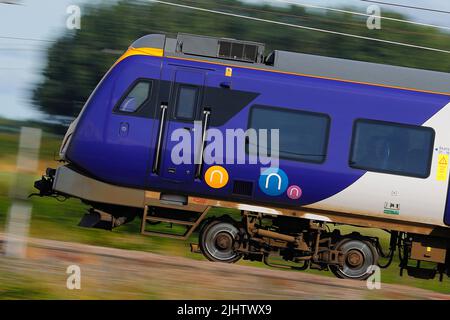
<box><xmin>33</xmin><ymin>0</ymin><xmax>450</xmax><ymax>120</ymax></box>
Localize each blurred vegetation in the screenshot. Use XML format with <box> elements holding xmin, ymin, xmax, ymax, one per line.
<box><xmin>0</xmin><ymin>118</ymin><xmax>69</xmax><ymax>136</ymax></box>
<box><xmin>33</xmin><ymin>0</ymin><xmax>450</xmax><ymax>119</ymax></box>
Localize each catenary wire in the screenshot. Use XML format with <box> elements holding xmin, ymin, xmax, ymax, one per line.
<box><xmin>275</xmin><ymin>0</ymin><xmax>450</xmax><ymax>30</ymax></box>
<box><xmin>145</xmin><ymin>0</ymin><xmax>450</xmax><ymax>54</ymax></box>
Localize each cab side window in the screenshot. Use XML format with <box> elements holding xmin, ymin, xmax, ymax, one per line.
<box><xmin>117</xmin><ymin>80</ymin><xmax>152</xmax><ymax>113</ymax></box>
<box><xmin>174</xmin><ymin>85</ymin><xmax>199</xmax><ymax>120</ymax></box>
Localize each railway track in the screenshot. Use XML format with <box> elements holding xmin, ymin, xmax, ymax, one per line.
<box><xmin>0</xmin><ymin>234</ymin><xmax>449</xmax><ymax>299</ymax></box>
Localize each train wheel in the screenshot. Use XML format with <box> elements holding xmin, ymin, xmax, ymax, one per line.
<box><xmin>330</xmin><ymin>239</ymin><xmax>379</xmax><ymax>280</ymax></box>
<box><xmin>199</xmin><ymin>219</ymin><xmax>242</xmax><ymax>263</ymax></box>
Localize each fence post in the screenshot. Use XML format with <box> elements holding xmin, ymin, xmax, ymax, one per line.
<box><xmin>4</xmin><ymin>127</ymin><xmax>42</xmax><ymax>258</ymax></box>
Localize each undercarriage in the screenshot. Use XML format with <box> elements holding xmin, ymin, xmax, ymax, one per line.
<box><xmin>195</xmin><ymin>212</ymin><xmax>450</xmax><ymax>281</ymax></box>
<box><xmin>196</xmin><ymin>212</ymin><xmax>380</xmax><ymax>280</ymax></box>
<box><xmin>33</xmin><ymin>168</ymin><xmax>450</xmax><ymax>281</ymax></box>
<box><xmin>77</xmin><ymin>203</ymin><xmax>449</xmax><ymax>281</ymax></box>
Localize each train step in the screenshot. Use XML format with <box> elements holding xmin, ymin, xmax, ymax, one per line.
<box><xmin>403</xmin><ymin>266</ymin><xmax>437</xmax><ymax>280</ymax></box>
<box><xmin>78</xmin><ymin>209</ymin><xmax>114</xmax><ymax>230</ymax></box>
<box><xmin>140</xmin><ymin>205</ymin><xmax>211</xmax><ymax>240</ymax></box>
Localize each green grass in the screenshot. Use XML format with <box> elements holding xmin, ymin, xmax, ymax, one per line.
<box><xmin>0</xmin><ymin>131</ymin><xmax>62</xmax><ymax>164</ymax></box>
<box><xmin>0</xmin><ymin>133</ymin><xmax>19</xmax><ymax>158</ymax></box>
<box><xmin>0</xmin><ymin>129</ymin><xmax>449</xmax><ymax>296</ymax></box>
<box><xmin>0</xmin><ymin>265</ymin><xmax>61</xmax><ymax>300</ymax></box>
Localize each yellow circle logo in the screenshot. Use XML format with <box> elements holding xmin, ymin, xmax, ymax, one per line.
<box><xmin>204</xmin><ymin>166</ymin><xmax>229</xmax><ymax>189</ymax></box>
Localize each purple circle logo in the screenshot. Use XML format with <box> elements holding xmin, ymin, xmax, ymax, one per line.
<box><xmin>287</xmin><ymin>185</ymin><xmax>302</xmax><ymax>200</ymax></box>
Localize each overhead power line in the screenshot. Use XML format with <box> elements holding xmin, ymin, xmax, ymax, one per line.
<box><xmin>360</xmin><ymin>0</ymin><xmax>450</xmax><ymax>15</ymax></box>
<box><xmin>275</xmin><ymin>0</ymin><xmax>450</xmax><ymax>30</ymax></box>
<box><xmin>179</xmin><ymin>0</ymin><xmax>450</xmax><ymax>37</ymax></box>
<box><xmin>0</xmin><ymin>1</ymin><xmax>23</xmax><ymax>5</ymax></box>
<box><xmin>1</xmin><ymin>1</ymin><xmax>448</xmax><ymax>54</ymax></box>
<box><xmin>0</xmin><ymin>36</ymin><xmax>55</xmax><ymax>43</ymax></box>
<box><xmin>146</xmin><ymin>0</ymin><xmax>450</xmax><ymax>54</ymax></box>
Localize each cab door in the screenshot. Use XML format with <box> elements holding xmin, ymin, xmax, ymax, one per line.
<box><xmin>152</xmin><ymin>65</ymin><xmax>207</xmax><ymax>184</ymax></box>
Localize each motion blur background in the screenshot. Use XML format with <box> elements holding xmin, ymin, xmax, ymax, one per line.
<box><xmin>0</xmin><ymin>0</ymin><xmax>449</xmax><ymax>299</ymax></box>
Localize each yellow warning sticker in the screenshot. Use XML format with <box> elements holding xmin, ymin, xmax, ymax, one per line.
<box><xmin>436</xmin><ymin>154</ymin><xmax>448</xmax><ymax>181</ymax></box>
<box><xmin>225</xmin><ymin>67</ymin><xmax>233</xmax><ymax>77</ymax></box>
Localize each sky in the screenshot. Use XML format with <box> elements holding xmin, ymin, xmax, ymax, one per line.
<box><xmin>0</xmin><ymin>0</ymin><xmax>449</xmax><ymax>121</ymax></box>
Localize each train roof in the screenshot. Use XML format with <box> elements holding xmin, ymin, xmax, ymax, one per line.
<box><xmin>132</xmin><ymin>33</ymin><xmax>450</xmax><ymax>96</ymax></box>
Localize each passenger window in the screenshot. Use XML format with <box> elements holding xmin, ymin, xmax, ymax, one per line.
<box><xmin>249</xmin><ymin>106</ymin><xmax>330</xmax><ymax>163</ymax></box>
<box><xmin>349</xmin><ymin>119</ymin><xmax>435</xmax><ymax>178</ymax></box>
<box><xmin>118</xmin><ymin>81</ymin><xmax>152</xmax><ymax>113</ymax></box>
<box><xmin>175</xmin><ymin>86</ymin><xmax>198</xmax><ymax>120</ymax></box>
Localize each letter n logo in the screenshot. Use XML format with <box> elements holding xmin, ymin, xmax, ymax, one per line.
<box><xmin>258</xmin><ymin>168</ymin><xmax>288</xmax><ymax>196</ymax></box>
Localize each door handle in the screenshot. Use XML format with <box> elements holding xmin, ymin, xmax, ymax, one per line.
<box><xmin>153</xmin><ymin>104</ymin><xmax>168</xmax><ymax>174</ymax></box>
<box><xmin>195</xmin><ymin>109</ymin><xmax>211</xmax><ymax>179</ymax></box>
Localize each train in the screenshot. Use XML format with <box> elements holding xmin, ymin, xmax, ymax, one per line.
<box><xmin>35</xmin><ymin>33</ymin><xmax>450</xmax><ymax>281</ymax></box>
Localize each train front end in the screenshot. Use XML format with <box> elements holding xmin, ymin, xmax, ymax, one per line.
<box><xmin>33</xmin><ymin>34</ymin><xmax>168</xmax><ymax>226</ymax></box>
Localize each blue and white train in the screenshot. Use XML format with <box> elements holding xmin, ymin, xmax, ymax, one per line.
<box><xmin>35</xmin><ymin>33</ymin><xmax>450</xmax><ymax>281</ymax></box>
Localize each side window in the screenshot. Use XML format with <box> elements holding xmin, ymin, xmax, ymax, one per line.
<box><xmin>349</xmin><ymin>119</ymin><xmax>435</xmax><ymax>178</ymax></box>
<box><xmin>117</xmin><ymin>80</ymin><xmax>152</xmax><ymax>113</ymax></box>
<box><xmin>248</xmin><ymin>106</ymin><xmax>330</xmax><ymax>163</ymax></box>
<box><xmin>175</xmin><ymin>85</ymin><xmax>198</xmax><ymax>120</ymax></box>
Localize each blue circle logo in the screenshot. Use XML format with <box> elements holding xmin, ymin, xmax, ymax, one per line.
<box><xmin>259</xmin><ymin>168</ymin><xmax>289</xmax><ymax>196</ymax></box>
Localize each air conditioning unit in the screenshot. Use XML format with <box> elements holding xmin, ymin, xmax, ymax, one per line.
<box><xmin>176</xmin><ymin>33</ymin><xmax>265</xmax><ymax>63</ymax></box>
